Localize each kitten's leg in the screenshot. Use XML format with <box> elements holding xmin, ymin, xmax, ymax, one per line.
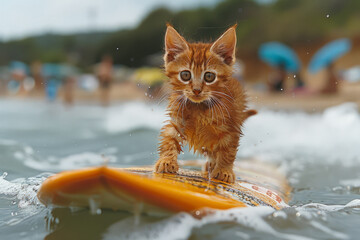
<box><xmin>210</xmin><ymin>146</ymin><xmax>237</xmax><ymax>183</ymax></box>
<box><xmin>155</xmin><ymin>123</ymin><xmax>182</xmax><ymax>173</ymax></box>
<box><xmin>205</xmin><ymin>153</ymin><xmax>217</xmax><ymax>172</ymax></box>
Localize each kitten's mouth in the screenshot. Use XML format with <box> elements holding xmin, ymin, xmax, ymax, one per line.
<box><xmin>187</xmin><ymin>94</ymin><xmax>207</xmax><ymax>103</ymax></box>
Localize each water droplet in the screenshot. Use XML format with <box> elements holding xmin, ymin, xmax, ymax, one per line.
<box><xmin>326</xmin><ymin>14</ymin><xmax>330</xmax><ymax>18</ymax></box>
<box><xmin>280</xmin><ymin>88</ymin><xmax>283</xmax><ymax>91</ymax></box>
<box><xmin>293</xmin><ymin>74</ymin><xmax>296</xmax><ymax>78</ymax></box>
<box><xmin>116</xmin><ymin>47</ymin><xmax>119</xmax><ymax>50</ymax></box>
<box><xmin>216</xmin><ymin>185</ymin><xmax>224</xmax><ymax>191</ymax></box>
<box><xmin>89</xmin><ymin>198</ymin><xmax>101</xmax><ymax>215</ymax></box>
<box><xmin>2</xmin><ymin>172</ymin><xmax>8</xmax><ymax>178</ymax></box>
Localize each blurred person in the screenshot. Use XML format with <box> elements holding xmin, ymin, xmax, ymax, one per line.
<box><xmin>45</xmin><ymin>78</ymin><xmax>59</xmax><ymax>101</ymax></box>
<box><xmin>63</xmin><ymin>76</ymin><xmax>76</xmax><ymax>106</ymax></box>
<box><xmin>43</xmin><ymin>64</ymin><xmax>61</xmax><ymax>102</ymax></box>
<box><xmin>96</xmin><ymin>55</ymin><xmax>113</xmax><ymax>106</ymax></box>
<box><xmin>291</xmin><ymin>72</ymin><xmax>311</xmax><ymax>95</ymax></box>
<box><xmin>294</xmin><ymin>73</ymin><xmax>305</xmax><ymax>89</ymax></box>
<box><xmin>268</xmin><ymin>64</ymin><xmax>286</xmax><ymax>92</ymax></box>
<box><xmin>321</xmin><ymin>63</ymin><xmax>339</xmax><ymax>94</ymax></box>
<box><xmin>0</xmin><ymin>67</ymin><xmax>10</xmax><ymax>95</ymax></box>
<box><xmin>10</xmin><ymin>62</ymin><xmax>27</xmax><ymax>96</ymax></box>
<box><xmin>30</xmin><ymin>61</ymin><xmax>44</xmax><ymax>90</ymax></box>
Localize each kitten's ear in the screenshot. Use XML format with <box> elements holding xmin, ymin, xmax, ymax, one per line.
<box><xmin>164</xmin><ymin>24</ymin><xmax>189</xmax><ymax>64</ymax></box>
<box><xmin>210</xmin><ymin>24</ymin><xmax>237</xmax><ymax>65</ymax></box>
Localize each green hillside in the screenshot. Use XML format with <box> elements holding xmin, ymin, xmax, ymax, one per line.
<box><xmin>0</xmin><ymin>0</ymin><xmax>359</xmax><ymax>68</ymax></box>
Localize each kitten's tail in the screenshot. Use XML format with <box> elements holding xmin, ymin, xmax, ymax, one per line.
<box><xmin>244</xmin><ymin>109</ymin><xmax>257</xmax><ymax>119</ymax></box>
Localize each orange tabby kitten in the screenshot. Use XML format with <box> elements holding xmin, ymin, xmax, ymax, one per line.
<box><xmin>155</xmin><ymin>24</ymin><xmax>256</xmax><ymax>183</ymax></box>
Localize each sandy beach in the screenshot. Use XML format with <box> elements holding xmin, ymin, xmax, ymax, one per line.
<box><xmin>2</xmin><ymin>79</ymin><xmax>359</xmax><ymax>112</ymax></box>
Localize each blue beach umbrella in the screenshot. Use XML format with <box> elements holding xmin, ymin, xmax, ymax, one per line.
<box><xmin>259</xmin><ymin>42</ymin><xmax>300</xmax><ymax>73</ymax></box>
<box><xmin>308</xmin><ymin>38</ymin><xmax>351</xmax><ymax>74</ymax></box>
<box><xmin>42</xmin><ymin>63</ymin><xmax>61</xmax><ymax>79</ymax></box>
<box><xmin>10</xmin><ymin>61</ymin><xmax>29</xmax><ymax>75</ymax></box>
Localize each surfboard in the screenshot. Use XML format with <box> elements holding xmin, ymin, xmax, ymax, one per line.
<box><xmin>37</xmin><ymin>160</ymin><xmax>290</xmax><ymax>214</ymax></box>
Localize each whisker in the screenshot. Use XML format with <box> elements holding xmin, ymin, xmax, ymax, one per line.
<box><xmin>223</xmin><ymin>85</ymin><xmax>235</xmax><ymax>98</ymax></box>
<box><xmin>213</xmin><ymin>96</ymin><xmax>230</xmax><ymax>118</ymax></box>
<box><xmin>211</xmin><ymin>91</ymin><xmax>234</xmax><ymax>101</ymax></box>
<box><xmin>212</xmin><ymin>97</ymin><xmax>226</xmax><ymax>125</ymax></box>
<box><xmin>206</xmin><ymin>99</ymin><xmax>214</xmax><ymax>124</ymax></box>
<box><xmin>181</xmin><ymin>98</ymin><xmax>187</xmax><ymax>121</ymax></box>
<box><xmin>208</xmin><ymin>99</ymin><xmax>214</xmax><ymax>123</ymax></box>
<box><xmin>211</xmin><ymin>93</ymin><xmax>233</xmax><ymax>105</ymax></box>
<box><xmin>176</xmin><ymin>97</ymin><xmax>186</xmax><ymax>121</ymax></box>
<box><xmin>158</xmin><ymin>90</ymin><xmax>184</xmax><ymax>105</ymax></box>
<box><xmin>210</xmin><ymin>97</ymin><xmax>222</xmax><ymax>125</ymax></box>
<box><xmin>157</xmin><ymin>93</ymin><xmax>170</xmax><ymax>105</ymax></box>
<box><xmin>168</xmin><ymin>94</ymin><xmax>184</xmax><ymax>112</ymax></box>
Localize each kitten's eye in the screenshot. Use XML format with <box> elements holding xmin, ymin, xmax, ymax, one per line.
<box><xmin>180</xmin><ymin>71</ymin><xmax>191</xmax><ymax>81</ymax></box>
<box><xmin>204</xmin><ymin>72</ymin><xmax>216</xmax><ymax>83</ymax></box>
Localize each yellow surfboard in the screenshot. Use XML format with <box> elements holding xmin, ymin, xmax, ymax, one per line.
<box><xmin>37</xmin><ymin>160</ymin><xmax>290</xmax><ymax>214</ymax></box>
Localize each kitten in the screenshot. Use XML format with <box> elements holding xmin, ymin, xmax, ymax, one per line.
<box><xmin>155</xmin><ymin>24</ymin><xmax>257</xmax><ymax>183</ymax></box>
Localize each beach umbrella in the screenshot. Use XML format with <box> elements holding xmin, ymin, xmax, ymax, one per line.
<box><xmin>42</xmin><ymin>63</ymin><xmax>61</xmax><ymax>79</ymax></box>
<box><xmin>259</xmin><ymin>42</ymin><xmax>300</xmax><ymax>73</ymax></box>
<box><xmin>10</xmin><ymin>61</ymin><xmax>29</xmax><ymax>75</ymax></box>
<box><xmin>308</xmin><ymin>38</ymin><xmax>351</xmax><ymax>74</ymax></box>
<box><xmin>134</xmin><ymin>67</ymin><xmax>166</xmax><ymax>86</ymax></box>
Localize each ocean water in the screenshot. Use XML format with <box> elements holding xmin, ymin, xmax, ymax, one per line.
<box><xmin>1</xmin><ymin>99</ymin><xmax>360</xmax><ymax>240</ymax></box>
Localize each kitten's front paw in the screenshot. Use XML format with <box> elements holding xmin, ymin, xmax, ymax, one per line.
<box><xmin>205</xmin><ymin>161</ymin><xmax>216</xmax><ymax>172</ymax></box>
<box><xmin>155</xmin><ymin>158</ymin><xmax>179</xmax><ymax>173</ymax></box>
<box><xmin>210</xmin><ymin>166</ymin><xmax>235</xmax><ymax>183</ymax></box>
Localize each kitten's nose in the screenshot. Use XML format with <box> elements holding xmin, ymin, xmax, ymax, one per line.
<box><xmin>192</xmin><ymin>88</ymin><xmax>202</xmax><ymax>96</ymax></box>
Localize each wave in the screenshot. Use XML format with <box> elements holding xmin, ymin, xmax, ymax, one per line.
<box><xmin>104</xmin><ymin>102</ymin><xmax>167</xmax><ymax>133</ymax></box>
<box><xmin>24</xmin><ymin>152</ymin><xmax>118</xmax><ymax>172</ymax></box>
<box><xmin>103</xmin><ymin>197</ymin><xmax>360</xmax><ymax>240</ymax></box>
<box><xmin>0</xmin><ymin>172</ymin><xmax>49</xmax><ymax>228</ymax></box>
<box><xmin>239</xmin><ymin>102</ymin><xmax>360</xmax><ymax>164</ymax></box>
<box><xmin>104</xmin><ymin>102</ymin><xmax>360</xmax><ymax>164</ymax></box>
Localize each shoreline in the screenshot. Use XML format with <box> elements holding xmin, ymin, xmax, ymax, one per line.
<box><xmin>1</xmin><ymin>81</ymin><xmax>359</xmax><ymax>112</ymax></box>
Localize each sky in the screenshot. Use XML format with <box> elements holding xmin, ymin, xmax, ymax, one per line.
<box><xmin>0</xmin><ymin>0</ymin><xmax>220</xmax><ymax>41</ymax></box>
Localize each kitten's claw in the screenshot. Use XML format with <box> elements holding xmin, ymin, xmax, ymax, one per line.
<box><xmin>155</xmin><ymin>158</ymin><xmax>179</xmax><ymax>173</ymax></box>
<box><xmin>210</xmin><ymin>166</ymin><xmax>235</xmax><ymax>183</ymax></box>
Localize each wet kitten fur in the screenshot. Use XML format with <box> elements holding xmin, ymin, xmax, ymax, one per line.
<box><xmin>155</xmin><ymin>24</ymin><xmax>256</xmax><ymax>183</ymax></box>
